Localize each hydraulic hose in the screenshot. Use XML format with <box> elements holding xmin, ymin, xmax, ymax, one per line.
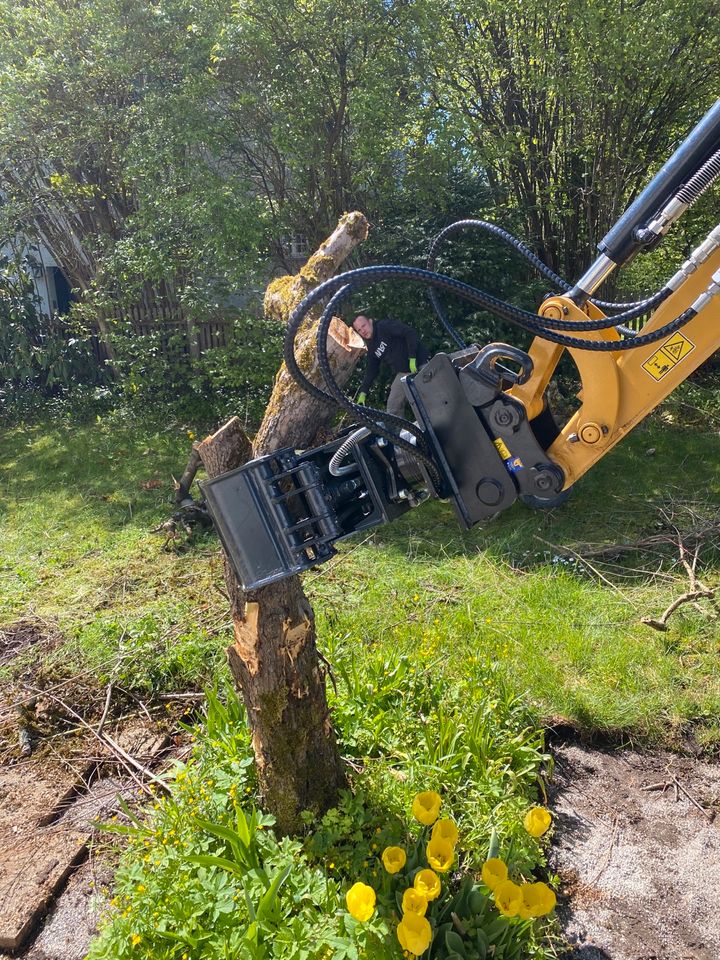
<box><xmin>424</xmin><ymin>218</ymin><xmax>667</xmax><ymax>350</ymax></box>
<box><xmin>282</xmin><ymin>282</ymin><xmax>442</xmax><ymax>485</ymax></box>
<box><xmin>426</xmin><ymin>219</ymin><xmax>666</xmax><ymax>313</ymax></box>
<box><xmin>311</xmin><ymin>285</ymin><xmax>443</xmax><ymax>485</ymax></box>
<box><xmin>328</xmin><ymin>427</ymin><xmax>371</xmax><ymax>476</ymax></box>
<box><xmin>285</xmin><ymin>263</ymin><xmax>674</xmax><ymax>338</ymax></box>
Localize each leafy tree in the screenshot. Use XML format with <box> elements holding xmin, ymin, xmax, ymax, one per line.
<box><xmin>0</xmin><ymin>0</ymin><xmax>262</xmax><ymax>339</ymax></box>
<box><xmin>420</xmin><ymin>0</ymin><xmax>719</xmax><ymax>280</ymax></box>
<box><xmin>210</xmin><ymin>0</ymin><xmax>436</xmax><ymax>259</ymax></box>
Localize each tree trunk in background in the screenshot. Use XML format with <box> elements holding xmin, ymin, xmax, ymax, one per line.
<box><xmin>198</xmin><ymin>212</ymin><xmax>368</xmax><ymax>835</ymax></box>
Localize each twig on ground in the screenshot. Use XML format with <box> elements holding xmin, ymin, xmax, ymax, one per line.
<box><xmin>22</xmin><ymin>684</ymin><xmax>170</xmax><ymax>796</ymax></box>
<box><xmin>640</xmin><ymin>781</ymin><xmax>670</xmax><ymax>792</ymax></box>
<box><xmin>641</xmin><ymin>533</ymin><xmax>714</xmax><ymax>631</ymax></box>
<box><xmin>589</xmin><ymin>814</ymin><xmax>620</xmax><ymax>885</ymax></box>
<box><xmin>97</xmin><ymin>683</ymin><xmax>113</xmax><ymax>736</ymax></box>
<box><xmin>671</xmin><ymin>774</ymin><xmax>713</xmax><ymax>821</ymax></box>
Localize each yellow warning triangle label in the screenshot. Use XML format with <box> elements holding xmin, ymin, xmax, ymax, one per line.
<box><xmin>643</xmin><ymin>332</ymin><xmax>695</xmax><ymax>381</ymax></box>
<box><xmin>660</xmin><ymin>332</ymin><xmax>694</xmax><ymax>362</ymax></box>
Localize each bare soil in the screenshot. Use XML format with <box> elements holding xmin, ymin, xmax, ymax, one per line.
<box><xmin>0</xmin><ymin>620</ymin><xmax>180</xmax><ymax>956</ymax></box>
<box><xmin>0</xmin><ymin>620</ymin><xmax>60</xmax><ymax>668</ymax></box>
<box><xmin>549</xmin><ymin>741</ymin><xmax>720</xmax><ymax>960</ymax></box>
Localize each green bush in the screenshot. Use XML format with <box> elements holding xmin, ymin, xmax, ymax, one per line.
<box><xmin>105</xmin><ymin>312</ymin><xmax>282</xmax><ymax>425</ymax></box>
<box><xmin>0</xmin><ymin>256</ymin><xmax>96</xmax><ymax>407</ymax></box>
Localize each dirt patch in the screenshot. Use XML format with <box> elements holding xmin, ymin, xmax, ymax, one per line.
<box><xmin>0</xmin><ymin>621</ymin><xmax>60</xmax><ymax>668</ymax></box>
<box><xmin>549</xmin><ymin>742</ymin><xmax>720</xmax><ymax>960</ymax></box>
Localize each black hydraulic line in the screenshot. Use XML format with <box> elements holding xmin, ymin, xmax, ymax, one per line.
<box><xmin>284</xmin><ymin>265</ymin><xmax>699</xmax><ymax>481</ymax></box>
<box><xmin>285</xmin><ymin>264</ymin><xmax>697</xmax><ymax>358</ymax></box>
<box><xmin>283</xmin><ymin>286</ymin><xmax>344</xmax><ymax>407</ymax></box>
<box><xmin>427</xmin><ymin>219</ymin><xmax>666</xmax><ymax>313</ymax></box>
<box><xmin>288</xmin><ymin>263</ymin><xmax>672</xmax><ymax>339</ymax></box>
<box><xmin>283</xmin><ymin>283</ymin><xmax>426</xmax><ymax>446</ymax></box>
<box><xmin>283</xmin><ymin>283</ymin><xmax>441</xmax><ymax>483</ymax></box>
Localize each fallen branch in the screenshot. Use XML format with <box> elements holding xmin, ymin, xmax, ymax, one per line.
<box><xmin>173</xmin><ymin>446</ymin><xmax>202</xmax><ymax>505</ymax></box>
<box><xmin>22</xmin><ymin>685</ymin><xmax>170</xmax><ymax>796</ymax></box>
<box><xmin>641</xmin><ymin>536</ymin><xmax>715</xmax><ymax>631</ymax></box>
<box><xmin>641</xmin><ymin>588</ymin><xmax>715</xmax><ymax>631</ymax></box>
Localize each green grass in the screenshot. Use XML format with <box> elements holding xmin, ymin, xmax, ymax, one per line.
<box><xmin>0</xmin><ymin>411</ymin><xmax>228</xmax><ymax>694</ymax></box>
<box><xmin>4</xmin><ymin>391</ymin><xmax>720</xmax><ymax>958</ymax></box>
<box><xmin>2</xmin><ymin>389</ymin><xmax>720</xmax><ymax>744</ymax></box>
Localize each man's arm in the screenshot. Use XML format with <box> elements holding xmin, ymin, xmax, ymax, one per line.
<box><xmin>359</xmin><ymin>351</ymin><xmax>380</xmax><ymax>398</ymax></box>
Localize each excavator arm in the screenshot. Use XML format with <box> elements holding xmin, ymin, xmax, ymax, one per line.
<box><xmin>203</xmin><ymin>100</ymin><xmax>720</xmax><ymax>591</ymax></box>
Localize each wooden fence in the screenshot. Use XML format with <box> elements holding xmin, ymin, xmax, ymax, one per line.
<box><xmin>89</xmin><ymin>303</ymin><xmax>237</xmax><ymax>367</ymax></box>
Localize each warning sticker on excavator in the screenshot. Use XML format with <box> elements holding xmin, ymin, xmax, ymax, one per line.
<box><xmin>642</xmin><ymin>332</ymin><xmax>695</xmax><ymax>381</ymax></box>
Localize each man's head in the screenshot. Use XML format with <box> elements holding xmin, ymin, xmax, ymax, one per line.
<box><xmin>352</xmin><ymin>315</ymin><xmax>373</xmax><ymax>340</ymax></box>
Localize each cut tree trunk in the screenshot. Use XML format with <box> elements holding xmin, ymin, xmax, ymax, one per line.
<box><xmin>197</xmin><ymin>212</ymin><xmax>369</xmax><ymax>834</ymax></box>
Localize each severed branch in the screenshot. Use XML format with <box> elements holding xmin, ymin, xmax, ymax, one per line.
<box><xmin>173</xmin><ymin>446</ymin><xmax>202</xmax><ymax>505</ymax></box>
<box><xmin>641</xmin><ymin>536</ymin><xmax>715</xmax><ymax>631</ymax></box>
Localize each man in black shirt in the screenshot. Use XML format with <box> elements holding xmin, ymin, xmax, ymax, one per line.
<box><xmin>352</xmin><ymin>314</ymin><xmax>431</xmax><ymax>418</ymax></box>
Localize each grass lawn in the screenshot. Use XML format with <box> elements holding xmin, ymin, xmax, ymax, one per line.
<box><xmin>2</xmin><ymin>387</ymin><xmax>720</xmax><ymax>747</ymax></box>
<box><xmin>2</xmin><ymin>388</ymin><xmax>720</xmax><ymax>958</ymax></box>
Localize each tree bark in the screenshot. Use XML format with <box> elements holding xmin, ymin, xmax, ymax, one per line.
<box><xmin>198</xmin><ymin>213</ymin><xmax>368</xmax><ymax>834</ymax></box>
<box><xmin>255</xmin><ymin>211</ymin><xmax>367</xmax><ymax>452</ymax></box>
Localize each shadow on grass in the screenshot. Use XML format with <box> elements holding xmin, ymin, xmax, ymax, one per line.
<box><xmin>365</xmin><ymin>417</ymin><xmax>720</xmax><ymax>577</ymax></box>
<box><xmin>0</xmin><ymin>419</ymin><xmax>188</xmax><ymax>531</ymax></box>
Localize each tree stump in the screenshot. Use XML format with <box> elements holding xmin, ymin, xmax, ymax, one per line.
<box><xmin>197</xmin><ymin>212</ymin><xmax>368</xmax><ymax>834</ymax></box>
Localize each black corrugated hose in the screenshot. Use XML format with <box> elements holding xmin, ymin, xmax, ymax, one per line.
<box><xmin>283</xmin><ymin>264</ymin><xmax>694</xmax><ymax>456</ymax></box>
<box><xmin>425</xmin><ymin>219</ymin><xmax>667</xmax><ymax>349</ymax></box>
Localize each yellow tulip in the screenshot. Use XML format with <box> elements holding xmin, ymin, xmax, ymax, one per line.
<box><xmin>431</xmin><ymin>818</ymin><xmax>459</xmax><ymax>846</ymax></box>
<box><xmin>413</xmin><ymin>868</ymin><xmax>441</xmax><ymax>901</ymax></box>
<box><xmin>521</xmin><ymin>881</ymin><xmax>556</xmax><ymax>917</ymax></box>
<box><xmin>494</xmin><ymin>879</ymin><xmax>523</xmax><ymax>918</ymax></box>
<box><xmin>402</xmin><ymin>887</ymin><xmax>428</xmax><ymax>916</ymax></box>
<box><xmin>397</xmin><ymin>912</ymin><xmax>433</xmax><ymax>956</ymax></box>
<box><xmin>523</xmin><ymin>806</ymin><xmax>552</xmax><ymax>838</ymax></box>
<box><xmin>426</xmin><ymin>836</ymin><xmax>454</xmax><ymax>873</ymax></box>
<box><xmin>381</xmin><ymin>846</ymin><xmax>407</xmax><ymax>874</ymax></box>
<box><xmin>412</xmin><ymin>790</ymin><xmax>442</xmax><ymax>825</ymax></box>
<box><xmin>481</xmin><ymin>858</ymin><xmax>508</xmax><ymax>891</ymax></box>
<box><xmin>345</xmin><ymin>882</ymin><xmax>376</xmax><ymax>922</ymax></box>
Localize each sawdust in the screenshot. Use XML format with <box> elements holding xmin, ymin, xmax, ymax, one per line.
<box><xmin>549</xmin><ymin>741</ymin><xmax>720</xmax><ymax>960</ymax></box>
